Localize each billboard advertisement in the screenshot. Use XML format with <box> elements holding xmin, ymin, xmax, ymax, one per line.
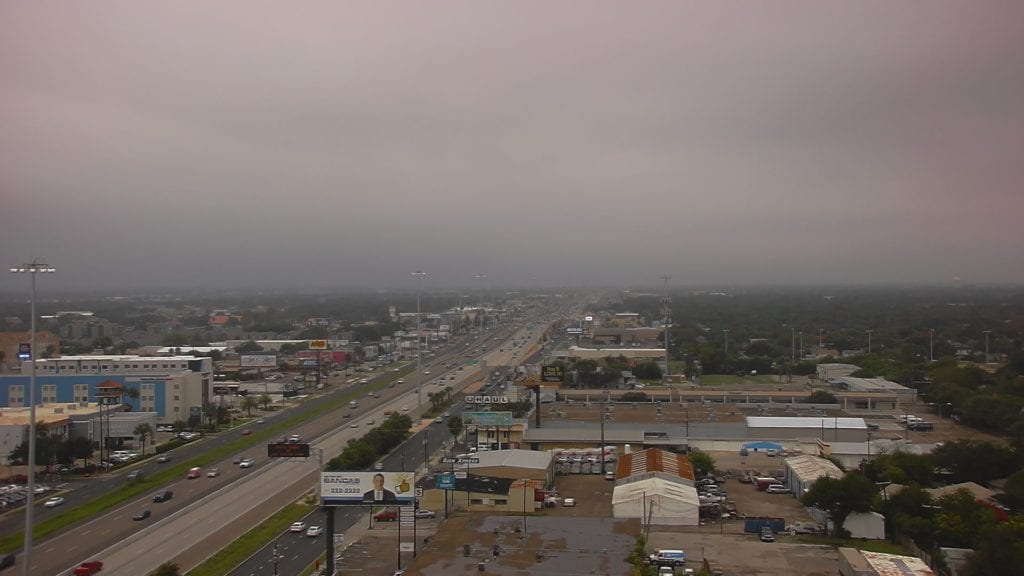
<box><xmin>320</xmin><ymin>471</ymin><xmax>416</xmax><ymax>505</ymax></box>
<box><xmin>541</xmin><ymin>364</ymin><xmax>564</xmax><ymax>382</ymax></box>
<box><xmin>268</xmin><ymin>442</ymin><xmax>311</xmax><ymax>458</ymax></box>
<box><xmin>463</xmin><ymin>411</ymin><xmax>514</xmax><ymax>427</ymax></box>
<box><xmin>239</xmin><ymin>354</ymin><xmax>277</xmax><ymax>368</ymax></box>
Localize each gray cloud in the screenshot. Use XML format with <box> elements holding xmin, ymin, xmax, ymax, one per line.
<box><xmin>2</xmin><ymin>1</ymin><xmax>1022</xmax><ymax>291</ymax></box>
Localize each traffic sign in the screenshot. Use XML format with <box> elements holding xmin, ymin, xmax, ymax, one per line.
<box><xmin>18</xmin><ymin>343</ymin><xmax>30</xmax><ymax>360</ymax></box>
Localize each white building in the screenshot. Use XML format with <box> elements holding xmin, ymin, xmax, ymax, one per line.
<box><xmin>611</xmin><ymin>448</ymin><xmax>699</xmax><ymax>526</ymax></box>
<box><xmin>783</xmin><ymin>454</ymin><xmax>844</xmax><ymax>498</ymax></box>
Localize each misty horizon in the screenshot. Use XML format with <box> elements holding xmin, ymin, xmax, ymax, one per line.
<box><xmin>3</xmin><ymin>2</ymin><xmax>1022</xmax><ymax>292</ymax></box>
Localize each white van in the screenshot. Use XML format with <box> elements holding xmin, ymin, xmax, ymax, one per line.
<box><xmin>651</xmin><ymin>549</ymin><xmax>686</xmax><ymax>567</ymax></box>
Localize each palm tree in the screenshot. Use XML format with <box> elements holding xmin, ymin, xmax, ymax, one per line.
<box><xmin>241</xmin><ymin>395</ymin><xmax>259</xmax><ymax>417</ymax></box>
<box><xmin>258</xmin><ymin>394</ymin><xmax>273</xmax><ymax>411</ymax></box>
<box><xmin>133</xmin><ymin>423</ymin><xmax>154</xmax><ymax>456</ymax></box>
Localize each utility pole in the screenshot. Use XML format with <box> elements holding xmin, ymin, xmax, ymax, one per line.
<box><xmin>798</xmin><ymin>331</ymin><xmax>803</xmax><ymax>361</ymax></box>
<box><xmin>929</xmin><ymin>329</ymin><xmax>934</xmax><ymax>362</ymax></box>
<box><xmin>661</xmin><ymin>275</ymin><xmax>671</xmax><ymax>383</ymax></box>
<box><xmin>412</xmin><ymin>270</ymin><xmax>426</xmax><ymax>410</ymax></box>
<box><xmin>723</xmin><ymin>329</ymin><xmax>729</xmax><ymax>355</ymax></box>
<box><xmin>866</xmin><ymin>329</ymin><xmax>874</xmax><ymax>355</ymax></box>
<box><xmin>983</xmin><ymin>330</ymin><xmax>991</xmax><ymax>363</ymax></box>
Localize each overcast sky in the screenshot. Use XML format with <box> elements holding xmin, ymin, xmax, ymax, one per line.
<box><xmin>2</xmin><ymin>1</ymin><xmax>1022</xmax><ymax>292</ymax></box>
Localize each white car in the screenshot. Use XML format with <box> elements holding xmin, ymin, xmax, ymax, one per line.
<box><xmin>290</xmin><ymin>521</ymin><xmax>307</xmax><ymax>533</ymax></box>
<box><xmin>414</xmin><ymin>509</ymin><xmax>436</xmax><ymax>519</ymax></box>
<box><xmin>44</xmin><ymin>496</ymin><xmax>64</xmax><ymax>508</ymax></box>
<box><xmin>562</xmin><ymin>497</ymin><xmax>576</xmax><ymax>507</ymax></box>
<box><xmin>239</xmin><ymin>458</ymin><xmax>254</xmax><ymax>468</ymax></box>
<box><xmin>306</xmin><ymin>525</ymin><xmax>323</xmax><ymax>537</ymax></box>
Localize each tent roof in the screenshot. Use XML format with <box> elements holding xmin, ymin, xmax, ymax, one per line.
<box><xmin>612</xmin><ymin>477</ymin><xmax>699</xmax><ymax>506</ymax></box>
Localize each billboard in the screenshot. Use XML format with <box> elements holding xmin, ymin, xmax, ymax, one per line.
<box><xmin>465</xmin><ymin>395</ymin><xmax>510</xmax><ymax>404</ymax></box>
<box><xmin>321</xmin><ymin>471</ymin><xmax>417</xmax><ymax>505</ymax></box>
<box><xmin>463</xmin><ymin>411</ymin><xmax>514</xmax><ymax>427</ymax></box>
<box><xmin>566</xmin><ymin>327</ymin><xmax>583</xmax><ymax>334</ymax></box>
<box><xmin>309</xmin><ymin>340</ymin><xmax>328</xmax><ymax>350</ymax></box>
<box><xmin>240</xmin><ymin>354</ymin><xmax>277</xmax><ymax>368</ymax></box>
<box><xmin>541</xmin><ymin>364</ymin><xmax>564</xmax><ymax>382</ymax></box>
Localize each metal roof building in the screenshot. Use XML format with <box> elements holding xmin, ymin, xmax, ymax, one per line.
<box><xmin>838</xmin><ymin>548</ymin><xmax>935</xmax><ymax>576</ymax></box>
<box><xmin>746</xmin><ymin>416</ymin><xmax>869</xmax><ymax>442</ymax></box>
<box><xmin>783</xmin><ymin>454</ymin><xmax>844</xmax><ymax>498</ymax></box>
<box><xmin>612</xmin><ymin>448</ymin><xmax>699</xmax><ymax>526</ymax></box>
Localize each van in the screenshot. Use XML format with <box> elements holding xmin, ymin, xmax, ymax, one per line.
<box><xmin>651</xmin><ymin>549</ymin><xmax>686</xmax><ymax>567</ymax></box>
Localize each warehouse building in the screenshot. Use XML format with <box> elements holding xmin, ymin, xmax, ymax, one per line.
<box><xmin>611</xmin><ymin>448</ymin><xmax>699</xmax><ymax>526</ymax></box>
<box><xmin>783</xmin><ymin>454</ymin><xmax>844</xmax><ymax>498</ymax></box>
<box><xmin>746</xmin><ymin>416</ymin><xmax>869</xmax><ymax>442</ymax></box>
<box><xmin>838</xmin><ymin>548</ymin><xmax>934</xmax><ymax>576</ymax></box>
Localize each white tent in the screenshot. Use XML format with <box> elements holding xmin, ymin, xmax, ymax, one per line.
<box><xmin>612</xmin><ymin>477</ymin><xmax>700</xmax><ymax>526</ymax></box>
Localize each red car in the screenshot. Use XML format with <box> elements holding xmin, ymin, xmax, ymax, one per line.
<box><xmin>73</xmin><ymin>560</ymin><xmax>103</xmax><ymax>575</ymax></box>
<box><xmin>373</xmin><ymin>509</ymin><xmax>398</xmax><ymax>522</ymax></box>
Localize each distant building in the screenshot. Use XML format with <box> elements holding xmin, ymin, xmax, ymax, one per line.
<box><xmin>817</xmin><ymin>363</ymin><xmax>860</xmax><ymax>383</ymax></box>
<box><xmin>836</xmin><ymin>377</ymin><xmax>916</xmax><ymax>402</ymax></box>
<box><xmin>838</xmin><ymin>548</ymin><xmax>934</xmax><ymax>576</ymax></box>
<box><xmin>783</xmin><ymin>454</ymin><xmax>844</xmax><ymax>498</ymax></box>
<box><xmin>611</xmin><ymin>448</ymin><xmax>699</xmax><ymax>525</ymax></box>
<box><xmin>746</xmin><ymin>416</ymin><xmax>869</xmax><ymax>442</ymax></box>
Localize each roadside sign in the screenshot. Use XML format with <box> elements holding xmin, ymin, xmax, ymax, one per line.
<box><xmin>441</xmin><ymin>457</ymin><xmax>479</xmax><ymax>465</ymax></box>
<box><xmin>18</xmin><ymin>343</ymin><xmax>30</xmax><ymax>360</ymax></box>
<box><xmin>455</xmin><ymin>471</ymin><xmax>467</xmax><ymax>479</ymax></box>
<box><xmin>268</xmin><ymin>442</ymin><xmax>311</xmax><ymax>458</ymax></box>
<box><xmin>415</xmin><ymin>487</ymin><xmax>423</xmax><ymax>497</ymax></box>
<box><xmin>309</xmin><ymin>340</ymin><xmax>328</xmax><ymax>350</ymax></box>
<box><xmin>436</xmin><ymin>473</ymin><xmax>456</xmax><ymax>489</ymax></box>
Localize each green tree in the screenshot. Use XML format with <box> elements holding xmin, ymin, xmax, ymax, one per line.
<box><xmin>865</xmin><ymin>451</ymin><xmax>934</xmax><ymax>486</ymax></box>
<box><xmin>801</xmin><ymin>472</ymin><xmax>876</xmax><ymax>535</ymax></box>
<box><xmin>235</xmin><ymin>340</ymin><xmax>264</xmax><ymax>353</ymax></box>
<box><xmin>67</xmin><ymin>435</ymin><xmax>94</xmax><ymax>467</ymax></box>
<box><xmin>92</xmin><ymin>336</ymin><xmax>114</xmax><ymax>350</ymax></box>
<box><xmin>258</xmin><ymin>394</ymin><xmax>273</xmax><ymax>411</ymax></box>
<box><xmin>933</xmin><ymin>489</ymin><xmax>999</xmax><ymax>549</ymax></box>
<box><xmin>633</xmin><ymin>361</ymin><xmax>662</xmax><ymax>380</ymax></box>
<box><xmin>688</xmin><ymin>449</ymin><xmax>715</xmax><ymax>478</ymax></box>
<box><xmin>241</xmin><ymin>395</ymin><xmax>259</xmax><ymax>417</ymax></box>
<box><xmin>1001</xmin><ymin>469</ymin><xmax>1024</xmax><ymax>510</ymax></box>
<box><xmin>447</xmin><ymin>415</ymin><xmax>463</xmax><ymax>439</ymax></box>
<box><xmin>930</xmin><ymin>440</ymin><xmax>1017</xmax><ymax>484</ymax></box>
<box><xmin>962</xmin><ymin>518</ymin><xmax>1024</xmax><ymax>576</ymax></box>
<box><xmin>133</xmin><ymin>423</ymin><xmax>153</xmax><ymax>456</ymax></box>
<box><xmin>803</xmin><ymin>390</ymin><xmax>838</xmax><ymax>404</ymax></box>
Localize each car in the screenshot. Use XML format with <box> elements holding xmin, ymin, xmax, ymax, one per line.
<box><xmin>350</xmin><ymin>422</ymin><xmax>359</xmax><ymax>428</ymax></box>
<box><xmin>766</xmin><ymin>484</ymin><xmax>790</xmax><ymax>494</ymax></box>
<box><xmin>207</xmin><ymin>468</ymin><xmax>221</xmax><ymax>478</ymax></box>
<box><xmin>343</xmin><ymin>413</ymin><xmax>351</xmax><ymax>418</ymax></box>
<box><xmin>255</xmin><ymin>419</ymin><xmax>266</xmax><ymax>424</ymax></box>
<box><xmin>374</xmin><ymin>462</ymin><xmax>384</xmax><ymax>471</ymax></box>
<box><xmin>306</xmin><ymin>525</ymin><xmax>323</xmax><ymax>537</ymax></box>
<box><xmin>374</xmin><ymin>509</ymin><xmax>398</xmax><ymax>522</ymax></box>
<box><xmin>44</xmin><ymin>496</ymin><xmax>64</xmax><ymax>508</ymax></box>
<box><xmin>605</xmin><ymin>471</ymin><xmax>616</xmax><ymax>481</ymax></box>
<box><xmin>766</xmin><ymin>449</ymin><xmax>777</xmax><ymax>457</ymax></box>
<box><xmin>760</xmin><ymin>527</ymin><xmax>775</xmax><ymax>542</ymax></box>
<box><xmin>239</xmin><ymin>458</ymin><xmax>254</xmax><ymax>468</ymax></box>
<box><xmin>156</xmin><ymin>455</ymin><xmax>171</xmax><ymax>463</ymax></box>
<box><xmin>383</xmin><ymin>410</ymin><xmax>394</xmax><ymax>416</ymax></box>
<box><xmin>187</xmin><ymin>467</ymin><xmax>202</xmax><ymax>479</ymax></box>
<box><xmin>0</xmin><ymin>554</ymin><xmax>14</xmax><ymax>570</ymax></box>
<box><xmin>367</xmin><ymin>419</ymin><xmax>375</xmax><ymax>425</ymax></box>
<box><xmin>434</xmin><ymin>416</ymin><xmax>443</xmax><ymax>423</ymax></box>
<box><xmin>562</xmin><ymin>497</ymin><xmax>576</xmax><ymax>507</ymax></box>
<box><xmin>132</xmin><ymin>509</ymin><xmax>151</xmax><ymax>521</ymax></box>
<box><xmin>153</xmin><ymin>490</ymin><xmax>173</xmax><ymax>503</ymax></box>
<box><xmin>414</xmin><ymin>509</ymin><xmax>436</xmax><ymax>519</ymax></box>
<box><xmin>289</xmin><ymin>521</ymin><xmax>307</xmax><ymax>533</ymax></box>
<box><xmin>288</xmin><ymin>434</ymin><xmax>302</xmax><ymax>443</ymax></box>
<box><xmin>866</xmin><ymin>423</ymin><xmax>881</xmax><ymax>430</ymax></box>
<box><xmin>423</xmin><ymin>370</ymin><xmax>430</xmax><ymax>375</ymax></box>
<box><xmin>73</xmin><ymin>561</ymin><xmax>104</xmax><ymax>576</ymax></box>
<box><xmin>126</xmin><ymin>470</ymin><xmax>143</xmax><ymax>480</ymax></box>
<box><xmin>400</xmin><ymin>405</ymin><xmax>409</xmax><ymax>412</ymax></box>
<box><xmin>241</xmin><ymin>429</ymin><xmax>252</xmax><ymax>436</ymax></box>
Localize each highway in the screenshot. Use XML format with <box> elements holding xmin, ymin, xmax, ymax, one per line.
<box><xmin>29</xmin><ymin>315</ymin><xmax>555</xmax><ymax>576</ymax></box>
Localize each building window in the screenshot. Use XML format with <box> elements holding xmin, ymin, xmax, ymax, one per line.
<box><xmin>174</xmin><ymin>395</ymin><xmax>180</xmax><ymax>401</ymax></box>
<box><xmin>42</xmin><ymin>385</ymin><xmax>57</xmax><ymax>403</ymax></box>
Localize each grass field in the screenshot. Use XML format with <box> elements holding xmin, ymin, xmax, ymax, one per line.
<box><xmin>700</xmin><ymin>374</ymin><xmax>781</xmax><ymax>385</ymax></box>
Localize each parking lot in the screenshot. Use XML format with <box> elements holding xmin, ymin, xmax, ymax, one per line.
<box><xmin>350</xmin><ymin>462</ymin><xmax>833</xmax><ymax>576</ymax></box>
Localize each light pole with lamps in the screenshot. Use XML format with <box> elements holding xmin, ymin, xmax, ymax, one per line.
<box><xmin>10</xmin><ymin>260</ymin><xmax>55</xmax><ymax>576</ymax></box>
<box><xmin>412</xmin><ymin>270</ymin><xmax>426</xmax><ymax>410</ymax></box>
<box><xmin>866</xmin><ymin>329</ymin><xmax>874</xmax><ymax>354</ymax></box>
<box><xmin>983</xmin><ymin>330</ymin><xmax>991</xmax><ymax>363</ymax></box>
<box><xmin>929</xmin><ymin>329</ymin><xmax>934</xmax><ymax>362</ymax></box>
<box><xmin>475</xmin><ymin>273</ymin><xmax>486</xmax><ymax>384</ymax></box>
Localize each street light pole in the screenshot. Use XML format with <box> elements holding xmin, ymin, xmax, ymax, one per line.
<box><xmin>412</xmin><ymin>270</ymin><xmax>427</xmax><ymax>411</ymax></box>
<box><xmin>983</xmin><ymin>330</ymin><xmax>991</xmax><ymax>363</ymax></box>
<box><xmin>866</xmin><ymin>329</ymin><xmax>874</xmax><ymax>355</ymax></box>
<box><xmin>10</xmin><ymin>260</ymin><xmax>55</xmax><ymax>576</ymax></box>
<box><xmin>929</xmin><ymin>329</ymin><xmax>934</xmax><ymax>362</ymax></box>
<box><xmin>475</xmin><ymin>273</ymin><xmax>486</xmax><ymax>386</ymax></box>
<box><xmin>723</xmin><ymin>329</ymin><xmax>729</xmax><ymax>355</ymax></box>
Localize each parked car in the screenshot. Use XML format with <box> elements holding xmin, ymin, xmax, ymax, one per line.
<box><xmin>766</xmin><ymin>484</ymin><xmax>790</xmax><ymax>494</ymax></box>
<box><xmin>289</xmin><ymin>521</ymin><xmax>307</xmax><ymax>533</ymax></box>
<box><xmin>374</xmin><ymin>509</ymin><xmax>398</xmax><ymax>522</ymax></box>
<box><xmin>132</xmin><ymin>509</ymin><xmax>151</xmax><ymax>521</ymax></box>
<box><xmin>562</xmin><ymin>497</ymin><xmax>576</xmax><ymax>507</ymax></box>
<box><xmin>760</xmin><ymin>527</ymin><xmax>775</xmax><ymax>542</ymax></box>
<box><xmin>153</xmin><ymin>490</ymin><xmax>173</xmax><ymax>503</ymax></box>
<box><xmin>414</xmin><ymin>509</ymin><xmax>436</xmax><ymax>519</ymax></box>
<box><xmin>44</xmin><ymin>496</ymin><xmax>64</xmax><ymax>508</ymax></box>
<box><xmin>306</xmin><ymin>525</ymin><xmax>323</xmax><ymax>537</ymax></box>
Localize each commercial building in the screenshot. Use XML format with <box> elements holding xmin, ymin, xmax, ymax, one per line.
<box><xmin>817</xmin><ymin>363</ymin><xmax>860</xmax><ymax>383</ymax></box>
<box><xmin>836</xmin><ymin>377</ymin><xmax>916</xmax><ymax>402</ymax></box>
<box><xmin>746</xmin><ymin>416</ymin><xmax>869</xmax><ymax>442</ymax></box>
<box><xmin>0</xmin><ymin>355</ymin><xmax>213</xmax><ymax>424</ymax></box>
<box><xmin>838</xmin><ymin>548</ymin><xmax>934</xmax><ymax>576</ymax></box>
<box><xmin>782</xmin><ymin>454</ymin><xmax>844</xmax><ymax>498</ymax></box>
<box><xmin>450</xmin><ymin>449</ymin><xmax>553</xmax><ymax>484</ymax></box>
<box><xmin>611</xmin><ymin>448</ymin><xmax>699</xmax><ymax>526</ymax></box>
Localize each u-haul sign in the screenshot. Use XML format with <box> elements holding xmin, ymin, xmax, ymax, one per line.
<box><xmin>465</xmin><ymin>395</ymin><xmax>510</xmax><ymax>404</ymax></box>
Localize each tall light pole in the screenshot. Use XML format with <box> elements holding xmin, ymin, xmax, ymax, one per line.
<box><xmin>790</xmin><ymin>327</ymin><xmax>796</xmax><ymax>363</ymax></box>
<box><xmin>10</xmin><ymin>260</ymin><xmax>55</xmax><ymax>576</ymax></box>
<box><xmin>798</xmin><ymin>331</ymin><xmax>803</xmax><ymax>361</ymax></box>
<box><xmin>412</xmin><ymin>271</ymin><xmax>427</xmax><ymax>410</ymax></box>
<box><xmin>818</xmin><ymin>328</ymin><xmax>824</xmax><ymax>351</ymax></box>
<box><xmin>475</xmin><ymin>274</ymin><xmax>486</xmax><ymax>385</ymax></box>
<box><xmin>661</xmin><ymin>275</ymin><xmax>671</xmax><ymax>383</ymax></box>
<box><xmin>929</xmin><ymin>329</ymin><xmax>934</xmax><ymax>362</ymax></box>
<box><xmin>723</xmin><ymin>329</ymin><xmax>729</xmax><ymax>355</ymax></box>
<box><xmin>866</xmin><ymin>329</ymin><xmax>874</xmax><ymax>355</ymax></box>
<box><xmin>983</xmin><ymin>330</ymin><xmax>991</xmax><ymax>363</ymax></box>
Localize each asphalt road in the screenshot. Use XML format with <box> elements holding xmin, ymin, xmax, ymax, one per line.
<box><xmin>23</xmin><ymin>315</ymin><xmax>555</xmax><ymax>575</ymax></box>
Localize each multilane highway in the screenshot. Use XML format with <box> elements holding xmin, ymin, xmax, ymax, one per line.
<box><xmin>35</xmin><ymin>316</ymin><xmax>553</xmax><ymax>575</ymax></box>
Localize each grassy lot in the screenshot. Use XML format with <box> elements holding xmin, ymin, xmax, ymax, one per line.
<box><xmin>0</xmin><ymin>370</ymin><xmax>408</xmax><ymax>555</ymax></box>
<box><xmin>700</xmin><ymin>374</ymin><xmax>781</xmax><ymax>385</ymax></box>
